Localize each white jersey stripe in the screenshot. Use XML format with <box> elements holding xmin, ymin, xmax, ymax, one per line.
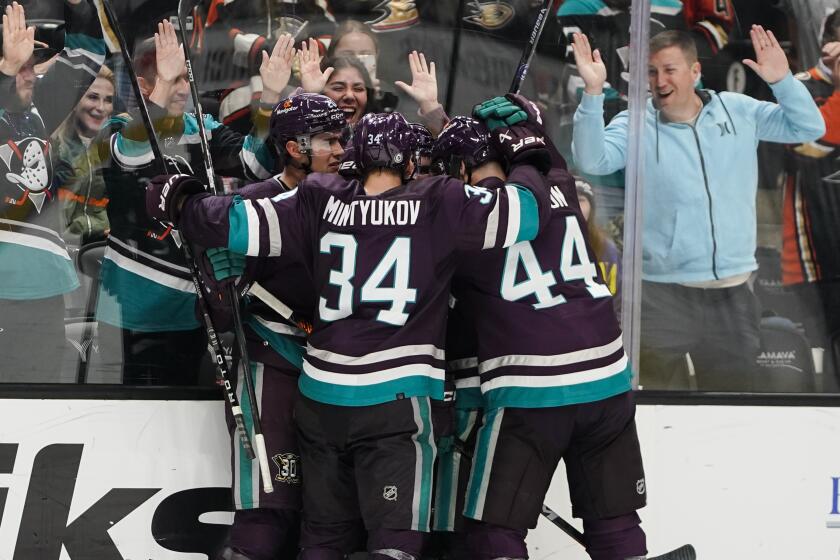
<box><xmin>482</xmin><ymin>195</ymin><xmax>501</xmax><ymax>249</ymax></box>
<box><xmin>257</xmin><ymin>198</ymin><xmax>282</xmax><ymax>256</ymax></box>
<box><xmin>503</xmin><ymin>184</ymin><xmax>521</xmax><ymax>248</ymax></box>
<box><xmin>104</xmin><ymin>248</ymin><xmax>196</xmax><ymax>293</ymax></box>
<box><xmin>447</xmin><ymin>357</ymin><xmax>478</xmax><ymax>372</ymax></box>
<box><xmin>0</xmin><ymin>230</ymin><xmax>71</xmax><ymax>260</ymax></box>
<box><xmin>109</xmin><ymin>235</ymin><xmax>191</xmax><ymax>274</ymax></box>
<box><xmin>481</xmin><ymin>354</ymin><xmax>629</xmax><ymax>392</ymax></box>
<box><xmin>478</xmin><ymin>335</ymin><xmax>624</xmax><ymax>373</ymax></box>
<box><xmin>307</xmin><ymin>343</ymin><xmax>445</xmax><ymax>366</ymax></box>
<box><xmin>244</xmin><ymin>200</ymin><xmax>261</xmax><ymax>256</ymax></box>
<box><xmin>302</xmin><ymin>360</ymin><xmax>444</xmax><ymax>386</ymax></box>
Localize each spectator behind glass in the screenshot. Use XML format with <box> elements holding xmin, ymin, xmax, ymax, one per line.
<box><xmin>571</xmin><ymin>28</ymin><xmax>825</xmax><ymax>391</ymax></box>
<box><xmin>300</xmin><ymin>38</ymin><xmax>370</xmax><ymax>125</ymax></box>
<box><xmin>0</xmin><ymin>1</ymin><xmax>105</xmax><ymax>382</ymax></box>
<box><xmin>325</xmin><ymin>19</ymin><xmax>399</xmax><ymax>113</ymax></box>
<box><xmin>327</xmin><ymin>20</ymin><xmax>379</xmax><ymax>88</ymax></box>
<box><xmin>782</xmin><ymin>8</ymin><xmax>840</xmax><ymax>381</ymax></box>
<box><xmin>53</xmin><ymin>65</ymin><xmax>115</xmax><ymax>245</ymax></box>
<box><xmin>576</xmin><ymin>177</ymin><xmax>621</xmax><ymax>318</ymax></box>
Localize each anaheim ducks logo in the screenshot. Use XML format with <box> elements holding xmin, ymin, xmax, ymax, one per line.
<box><xmin>366</xmin><ymin>0</ymin><xmax>419</xmax><ymax>32</ymax></box>
<box><xmin>464</xmin><ymin>1</ymin><xmax>515</xmax><ymax>30</ymax></box>
<box><xmin>0</xmin><ymin>137</ymin><xmax>52</xmax><ymax>213</ymax></box>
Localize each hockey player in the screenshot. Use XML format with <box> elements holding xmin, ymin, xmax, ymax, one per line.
<box><xmin>206</xmin><ymin>93</ymin><xmax>347</xmax><ymax>560</ymax></box>
<box><xmin>93</xmin><ymin>19</ymin><xmax>289</xmax><ymax>384</ymax></box>
<box><xmin>145</xmin><ymin>101</ymin><xmax>553</xmax><ymax>559</ymax></box>
<box><xmin>434</xmin><ymin>97</ymin><xmax>648</xmax><ymax>560</ymax></box>
<box><xmin>0</xmin><ymin>0</ymin><xmax>104</xmax><ymax>380</ymax></box>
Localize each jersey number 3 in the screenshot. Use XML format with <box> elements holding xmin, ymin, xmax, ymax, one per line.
<box><xmin>501</xmin><ymin>216</ymin><xmax>610</xmax><ymax>309</ymax></box>
<box><xmin>319</xmin><ymin>232</ymin><xmax>417</xmax><ymax>326</ymax></box>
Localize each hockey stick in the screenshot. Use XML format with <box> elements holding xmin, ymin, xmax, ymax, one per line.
<box><xmin>98</xmin><ymin>0</ymin><xmax>256</xmax><ymax>459</ymax></box>
<box><xmin>540</xmin><ymin>504</ymin><xmax>697</xmax><ymax>559</ymax></box>
<box><xmin>248</xmin><ymin>282</ymin><xmax>313</xmax><ymax>335</ymax></box>
<box><xmin>508</xmin><ymin>0</ymin><xmax>552</xmax><ymax>94</ymax></box>
<box><xmin>175</xmin><ymin>0</ymin><xmax>274</xmax><ymax>494</ymax></box>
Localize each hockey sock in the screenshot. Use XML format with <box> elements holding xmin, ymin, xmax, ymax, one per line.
<box><xmin>367</xmin><ymin>528</ymin><xmax>426</xmax><ymax>559</ymax></box>
<box><xmin>229</xmin><ymin>508</ymin><xmax>300</xmax><ymax>560</ymax></box>
<box><xmin>463</xmin><ymin>519</ymin><xmax>528</xmax><ymax>560</ymax></box>
<box><xmin>583</xmin><ymin>513</ymin><xmax>647</xmax><ymax>560</ymax></box>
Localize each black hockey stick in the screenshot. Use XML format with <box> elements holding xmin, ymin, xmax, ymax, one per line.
<box><xmin>540</xmin><ymin>504</ymin><xmax>697</xmax><ymax>559</ymax></box>
<box><xmin>508</xmin><ymin>0</ymin><xmax>552</xmax><ymax>94</ymax></box>
<box><xmin>98</xmin><ymin>0</ymin><xmax>256</xmax><ymax>460</ymax></box>
<box><xmin>175</xmin><ymin>0</ymin><xmax>274</xmax><ymax>494</ymax></box>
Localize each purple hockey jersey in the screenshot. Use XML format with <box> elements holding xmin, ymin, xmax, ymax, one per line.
<box><xmin>230</xmin><ymin>177</ymin><xmax>314</xmax><ymax>376</ymax></box>
<box><xmin>454</xmin><ymin>169</ymin><xmax>632</xmax><ymax>409</ymax></box>
<box><xmin>179</xmin><ymin>165</ymin><xmax>550</xmax><ymax>406</ymax></box>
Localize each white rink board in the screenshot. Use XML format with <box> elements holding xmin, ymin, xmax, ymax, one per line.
<box><xmin>531</xmin><ymin>405</ymin><xmax>840</xmax><ymax>560</ymax></box>
<box><xmin>0</xmin><ymin>400</ymin><xmax>839</xmax><ymax>559</ymax></box>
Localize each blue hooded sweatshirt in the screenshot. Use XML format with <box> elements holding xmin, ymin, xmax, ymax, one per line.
<box><xmin>572</xmin><ymin>73</ymin><xmax>825</xmax><ymax>283</ymax></box>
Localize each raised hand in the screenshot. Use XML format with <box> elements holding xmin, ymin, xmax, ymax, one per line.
<box><xmin>570</xmin><ymin>32</ymin><xmax>607</xmax><ymax>95</ymax></box>
<box><xmin>394</xmin><ymin>51</ymin><xmax>439</xmax><ymax>114</ymax></box>
<box><xmin>298</xmin><ymin>38</ymin><xmax>333</xmax><ymax>93</ymax></box>
<box><xmin>0</xmin><ymin>2</ymin><xmax>35</xmax><ymax>76</ymax></box>
<box><xmin>260</xmin><ymin>33</ymin><xmax>296</xmax><ymax>103</ymax></box>
<box><xmin>154</xmin><ymin>19</ymin><xmax>185</xmax><ymax>84</ymax></box>
<box><xmin>742</xmin><ymin>25</ymin><xmax>789</xmax><ymax>84</ymax></box>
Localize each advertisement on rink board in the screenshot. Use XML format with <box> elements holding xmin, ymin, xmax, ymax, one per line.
<box><xmin>0</xmin><ymin>400</ymin><xmax>839</xmax><ymax>559</ymax></box>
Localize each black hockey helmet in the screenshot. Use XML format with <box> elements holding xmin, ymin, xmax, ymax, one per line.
<box><xmin>351</xmin><ymin>112</ymin><xmax>414</xmax><ymax>174</ymax></box>
<box><xmin>269</xmin><ymin>93</ymin><xmax>347</xmax><ymax>155</ymax></box>
<box><xmin>431</xmin><ymin>116</ymin><xmax>499</xmax><ymax>177</ymax></box>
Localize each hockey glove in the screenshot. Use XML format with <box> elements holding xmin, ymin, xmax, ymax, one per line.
<box><xmin>491</xmin><ymin>124</ymin><xmax>551</xmax><ymax>174</ymax></box>
<box><xmin>146</xmin><ymin>174</ymin><xmax>206</xmax><ymax>225</ymax></box>
<box><xmin>473</xmin><ymin>96</ymin><xmax>527</xmax><ymax>130</ymax></box>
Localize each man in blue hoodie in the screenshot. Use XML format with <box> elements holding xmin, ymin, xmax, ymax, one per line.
<box><xmin>570</xmin><ymin>26</ymin><xmax>825</xmax><ymax>390</ymax></box>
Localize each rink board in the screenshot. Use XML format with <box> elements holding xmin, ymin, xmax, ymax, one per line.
<box><xmin>0</xmin><ymin>399</ymin><xmax>837</xmax><ymax>559</ymax></box>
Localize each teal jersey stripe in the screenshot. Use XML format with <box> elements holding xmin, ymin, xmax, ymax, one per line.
<box><xmin>245</xmin><ymin>317</ymin><xmax>305</xmax><ymax>369</ymax></box>
<box><xmin>228</xmin><ymin>196</ymin><xmax>250</xmax><ymax>254</ymax></box>
<box><xmin>237</xmin><ymin>363</ymin><xmax>257</xmax><ymax>508</ymax></box>
<box><xmin>64</xmin><ymin>32</ymin><xmax>107</xmax><ymax>55</ymax></box>
<box><xmin>511</xmin><ymin>184</ymin><xmax>539</xmax><ymax>243</ymax></box>
<box><xmin>243</xmin><ymin>134</ymin><xmax>274</xmax><ymax>175</ymax></box>
<box><xmin>413</xmin><ymin>397</ymin><xmax>435</xmax><ymax>531</ymax></box>
<box><xmin>482</xmin><ymin>365</ymin><xmax>633</xmax><ymax>409</ymax></box>
<box><xmin>0</xmin><ymin>242</ymin><xmax>79</xmax><ymax>299</ymax></box>
<box><xmin>432</xmin><ymin>439</ymin><xmax>457</xmax><ymax>531</ymax></box>
<box><xmin>183</xmin><ymin>112</ymin><xmax>222</xmax><ymax>135</ymax></box>
<box><xmin>96</xmin><ymin>259</ymin><xmax>199</xmax><ymax>331</ymax></box>
<box><xmin>455</xmin><ymin>386</ymin><xmax>484</xmax><ymax>410</ymax></box>
<box><xmin>298</xmin><ymin>373</ymin><xmax>445</xmax><ymax>407</ymax></box>
<box><xmin>115</xmin><ymin>132</ymin><xmax>150</xmax><ymax>158</ymax></box>
<box><xmin>463</xmin><ymin>408</ymin><xmax>503</xmax><ymax>520</ymax></box>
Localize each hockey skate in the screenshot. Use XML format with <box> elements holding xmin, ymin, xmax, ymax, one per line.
<box><xmin>367</xmin><ymin>0</ymin><xmax>419</xmax><ymax>32</ymax></box>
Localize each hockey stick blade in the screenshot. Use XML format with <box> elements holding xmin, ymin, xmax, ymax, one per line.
<box><xmin>649</xmin><ymin>544</ymin><xmax>697</xmax><ymax>560</ymax></box>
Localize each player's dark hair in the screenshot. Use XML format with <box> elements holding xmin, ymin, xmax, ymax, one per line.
<box><xmin>327</xmin><ymin>20</ymin><xmax>379</xmax><ymax>58</ymax></box>
<box><xmin>649</xmin><ymin>30</ymin><xmax>698</xmax><ymax>64</ymax></box>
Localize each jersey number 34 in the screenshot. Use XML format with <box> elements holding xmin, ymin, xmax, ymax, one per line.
<box><xmin>319</xmin><ymin>232</ymin><xmax>417</xmax><ymax>326</ymax></box>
